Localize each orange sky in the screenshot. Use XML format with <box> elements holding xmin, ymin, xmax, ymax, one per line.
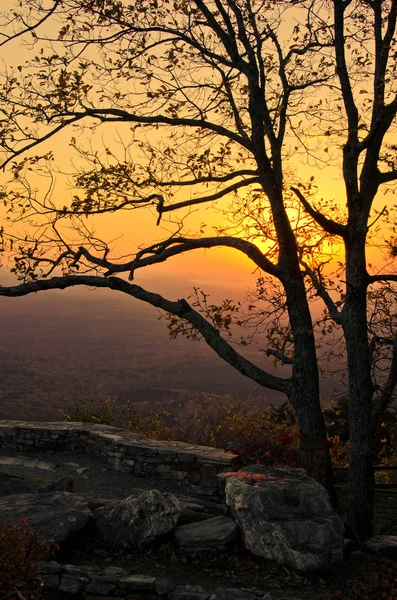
<box><xmin>0</xmin><ymin>1</ymin><xmax>395</xmax><ymax>298</ymax></box>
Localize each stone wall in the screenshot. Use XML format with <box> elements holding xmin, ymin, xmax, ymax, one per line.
<box><xmin>0</xmin><ymin>421</ymin><xmax>239</xmax><ymax>498</ymax></box>
<box><xmin>36</xmin><ymin>560</ymin><xmax>271</xmax><ymax>600</ymax></box>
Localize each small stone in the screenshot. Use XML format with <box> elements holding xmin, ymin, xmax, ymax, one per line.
<box><xmin>41</xmin><ymin>574</ymin><xmax>59</xmax><ymax>590</ymax></box>
<box><xmin>119</xmin><ymin>575</ymin><xmax>156</xmax><ymax>590</ymax></box>
<box><xmin>213</xmin><ymin>588</ymin><xmax>257</xmax><ymax>600</ymax></box>
<box><xmin>168</xmin><ymin>588</ymin><xmax>210</xmax><ymax>600</ymax></box>
<box><xmin>84</xmin><ymin>580</ymin><xmax>117</xmax><ymax>595</ymax></box>
<box><xmin>59</xmin><ymin>575</ymin><xmax>89</xmax><ymax>594</ymax></box>
<box><xmin>35</xmin><ymin>560</ymin><xmax>60</xmax><ymax>575</ymax></box>
<box><xmin>154</xmin><ymin>577</ymin><xmax>173</xmax><ymax>595</ymax></box>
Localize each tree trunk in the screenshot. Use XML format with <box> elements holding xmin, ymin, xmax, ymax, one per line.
<box><xmin>290</xmin><ymin>385</ymin><xmax>339</xmax><ymax>512</ymax></box>
<box><xmin>344</xmin><ymin>237</ymin><xmax>374</xmax><ymax>539</ymax></box>
<box><xmin>284</xmin><ymin>274</ymin><xmax>339</xmax><ymax>512</ymax></box>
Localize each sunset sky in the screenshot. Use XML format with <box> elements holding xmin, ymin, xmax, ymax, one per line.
<box><xmin>0</xmin><ymin>0</ymin><xmax>395</xmax><ymax>301</ymax></box>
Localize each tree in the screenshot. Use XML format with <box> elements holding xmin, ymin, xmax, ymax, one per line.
<box><xmin>0</xmin><ymin>0</ymin><xmax>396</xmax><ymax>539</ymax></box>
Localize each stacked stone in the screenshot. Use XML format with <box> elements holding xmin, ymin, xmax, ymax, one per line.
<box><xmin>0</xmin><ymin>421</ymin><xmax>88</xmax><ymax>452</ymax></box>
<box><xmin>0</xmin><ymin>421</ymin><xmax>239</xmax><ymax>499</ymax></box>
<box><xmin>37</xmin><ymin>561</ymin><xmax>273</xmax><ymax>600</ymax></box>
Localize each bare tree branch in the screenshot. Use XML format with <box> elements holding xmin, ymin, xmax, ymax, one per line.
<box><xmin>369</xmin><ymin>274</ymin><xmax>397</xmax><ymax>284</ymax></box>
<box><xmin>159</xmin><ymin>177</ymin><xmax>260</xmax><ymax>216</ymax></box>
<box><xmin>0</xmin><ymin>0</ymin><xmax>61</xmax><ymax>47</ymax></box>
<box><xmin>378</xmin><ymin>168</ymin><xmax>397</xmax><ymax>184</ymax></box>
<box><xmin>290</xmin><ymin>186</ymin><xmax>347</xmax><ymax>238</ymax></box>
<box><xmin>123</xmin><ymin>235</ymin><xmax>280</xmax><ymax>280</ymax></box>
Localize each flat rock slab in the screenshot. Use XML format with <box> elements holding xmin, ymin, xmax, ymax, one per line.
<box><xmin>0</xmin><ymin>492</ymin><xmax>94</xmax><ymax>545</ymax></box>
<box><xmin>0</xmin><ymin>471</ymin><xmax>34</xmax><ymax>496</ymax></box>
<box><xmin>173</xmin><ymin>516</ymin><xmax>239</xmax><ymax>552</ymax></box>
<box><xmin>219</xmin><ymin>465</ymin><xmax>344</xmax><ymax>571</ymax></box>
<box><xmin>0</xmin><ymin>456</ymin><xmax>55</xmax><ymax>470</ymax></box>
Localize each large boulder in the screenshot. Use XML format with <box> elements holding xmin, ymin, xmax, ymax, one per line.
<box><xmin>0</xmin><ymin>492</ymin><xmax>94</xmax><ymax>545</ymax></box>
<box><xmin>94</xmin><ymin>489</ymin><xmax>180</xmax><ymax>546</ymax></box>
<box><xmin>219</xmin><ymin>465</ymin><xmax>344</xmax><ymax>571</ymax></box>
<box><xmin>0</xmin><ymin>472</ymin><xmax>34</xmax><ymax>496</ymax></box>
<box><xmin>173</xmin><ymin>516</ymin><xmax>239</xmax><ymax>552</ymax></box>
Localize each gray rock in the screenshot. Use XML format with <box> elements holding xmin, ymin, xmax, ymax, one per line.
<box><xmin>61</xmin><ymin>564</ymin><xmax>97</xmax><ymax>577</ymax></box>
<box><xmin>35</xmin><ymin>560</ymin><xmax>60</xmax><ymax>575</ymax></box>
<box><xmin>168</xmin><ymin>587</ymin><xmax>210</xmax><ymax>600</ymax></box>
<box><xmin>0</xmin><ymin>492</ymin><xmax>94</xmax><ymax>545</ymax></box>
<box><xmin>59</xmin><ymin>575</ymin><xmax>90</xmax><ymax>594</ymax></box>
<box><xmin>174</xmin><ymin>516</ymin><xmax>239</xmax><ymax>552</ymax></box>
<box><xmin>219</xmin><ymin>465</ymin><xmax>344</xmax><ymax>571</ymax></box>
<box><xmin>212</xmin><ymin>588</ymin><xmax>258</xmax><ymax>600</ymax></box>
<box><xmin>84</xmin><ymin>580</ymin><xmax>117</xmax><ymax>595</ymax></box>
<box><xmin>0</xmin><ymin>471</ymin><xmax>34</xmax><ymax>496</ymax></box>
<box><xmin>100</xmin><ymin>566</ymin><xmax>127</xmax><ymax>579</ymax></box>
<box><xmin>364</xmin><ymin>535</ymin><xmax>397</xmax><ymax>559</ymax></box>
<box><xmin>87</xmin><ymin>497</ymin><xmax>119</xmax><ymax>512</ymax></box>
<box><xmin>118</xmin><ymin>575</ymin><xmax>156</xmax><ymax>590</ymax></box>
<box><xmin>40</xmin><ymin>573</ymin><xmax>60</xmax><ymax>590</ymax></box>
<box><xmin>39</xmin><ymin>476</ymin><xmax>75</xmax><ymax>494</ymax></box>
<box><xmin>177</xmin><ymin>508</ymin><xmax>213</xmax><ymax>525</ymax></box>
<box><xmin>154</xmin><ymin>577</ymin><xmax>173</xmax><ymax>595</ymax></box>
<box><xmin>94</xmin><ymin>489</ymin><xmax>180</xmax><ymax>547</ymax></box>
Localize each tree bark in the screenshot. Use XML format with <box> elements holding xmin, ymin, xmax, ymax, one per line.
<box><xmin>283</xmin><ymin>272</ymin><xmax>339</xmax><ymax>512</ymax></box>
<box><xmin>343</xmin><ymin>234</ymin><xmax>375</xmax><ymax>538</ymax></box>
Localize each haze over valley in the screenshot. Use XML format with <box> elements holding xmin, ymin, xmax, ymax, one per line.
<box><xmin>0</xmin><ymin>274</ymin><xmax>342</xmax><ymax>423</ymax></box>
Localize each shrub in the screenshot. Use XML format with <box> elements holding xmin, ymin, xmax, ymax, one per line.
<box><xmin>60</xmin><ymin>396</ymin><xmax>144</xmax><ymax>433</ymax></box>
<box><xmin>60</xmin><ymin>395</ymin><xmax>303</xmax><ymax>467</ymax></box>
<box><xmin>0</xmin><ymin>518</ymin><xmax>57</xmax><ymax>600</ymax></box>
<box><xmin>333</xmin><ymin>563</ymin><xmax>397</xmax><ymax>599</ymax></box>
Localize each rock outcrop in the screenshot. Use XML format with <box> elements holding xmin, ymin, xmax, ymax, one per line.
<box><xmin>0</xmin><ymin>492</ymin><xmax>94</xmax><ymax>545</ymax></box>
<box><xmin>219</xmin><ymin>465</ymin><xmax>344</xmax><ymax>571</ymax></box>
<box><xmin>0</xmin><ymin>471</ymin><xmax>34</xmax><ymax>496</ymax></box>
<box><xmin>94</xmin><ymin>489</ymin><xmax>180</xmax><ymax>546</ymax></box>
<box><xmin>35</xmin><ymin>561</ymin><xmax>273</xmax><ymax>600</ymax></box>
<box><xmin>39</xmin><ymin>475</ymin><xmax>75</xmax><ymax>494</ymax></box>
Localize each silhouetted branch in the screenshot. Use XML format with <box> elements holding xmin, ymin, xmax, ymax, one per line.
<box><xmin>290</xmin><ymin>186</ymin><xmax>347</xmax><ymax>238</ymax></box>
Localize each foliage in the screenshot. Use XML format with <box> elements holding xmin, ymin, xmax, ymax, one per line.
<box><xmin>333</xmin><ymin>564</ymin><xmax>397</xmax><ymax>600</ymax></box>
<box><xmin>60</xmin><ymin>396</ymin><xmax>144</xmax><ymax>433</ymax></box>
<box><xmin>0</xmin><ymin>518</ymin><xmax>57</xmax><ymax>600</ymax></box>
<box><xmin>60</xmin><ymin>395</ymin><xmax>356</xmax><ymax>468</ymax></box>
<box><xmin>324</xmin><ymin>395</ymin><xmax>397</xmax><ymax>465</ymax></box>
